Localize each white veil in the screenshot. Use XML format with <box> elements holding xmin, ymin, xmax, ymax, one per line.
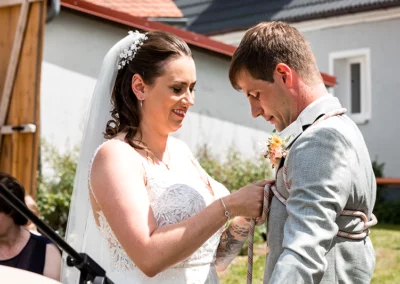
<box><xmin>61</xmin><ymin>32</ymin><xmax>144</xmax><ymax>284</ymax></box>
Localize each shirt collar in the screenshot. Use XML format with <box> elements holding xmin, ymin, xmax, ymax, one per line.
<box><xmin>278</xmin><ymin>94</ymin><xmax>343</xmax><ymax>147</ymax></box>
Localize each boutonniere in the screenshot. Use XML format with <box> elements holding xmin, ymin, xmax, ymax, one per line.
<box><xmin>261</xmin><ymin>130</ymin><xmax>290</xmax><ymax>168</ymax></box>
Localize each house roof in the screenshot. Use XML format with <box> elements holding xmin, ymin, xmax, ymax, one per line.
<box><xmin>175</xmin><ymin>0</ymin><xmax>400</xmax><ymax>35</ymax></box>
<box><xmin>73</xmin><ymin>0</ymin><xmax>183</xmax><ymax>18</ymax></box>
<box><xmin>60</xmin><ymin>0</ymin><xmax>336</xmax><ymax>86</ymax></box>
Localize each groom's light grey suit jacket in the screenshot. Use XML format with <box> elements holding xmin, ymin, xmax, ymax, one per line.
<box><xmin>264</xmin><ymin>95</ymin><xmax>376</xmax><ymax>284</ymax></box>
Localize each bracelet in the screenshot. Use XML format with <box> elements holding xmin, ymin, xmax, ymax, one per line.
<box><xmin>220</xmin><ymin>198</ymin><xmax>230</xmax><ymax>222</ymax></box>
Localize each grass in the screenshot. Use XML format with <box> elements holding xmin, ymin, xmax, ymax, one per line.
<box><xmin>370</xmin><ymin>224</ymin><xmax>400</xmax><ymax>284</ymax></box>
<box><xmin>219</xmin><ymin>224</ymin><xmax>400</xmax><ymax>284</ymax></box>
<box><xmin>218</xmin><ymin>243</ymin><xmax>266</xmax><ymax>284</ymax></box>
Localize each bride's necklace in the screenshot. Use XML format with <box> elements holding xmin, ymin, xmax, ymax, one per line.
<box><xmin>152</xmin><ymin>145</ymin><xmax>171</xmax><ymax>170</ymax></box>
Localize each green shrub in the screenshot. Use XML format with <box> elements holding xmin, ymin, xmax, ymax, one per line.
<box><xmin>371</xmin><ymin>159</ymin><xmax>400</xmax><ymax>224</ymax></box>
<box><xmin>37</xmin><ymin>141</ymin><xmax>78</xmax><ymax>236</ymax></box>
<box><xmin>196</xmin><ymin>144</ymin><xmax>273</xmax><ymax>252</ymax></box>
<box><xmin>196</xmin><ymin>144</ymin><xmax>273</xmax><ymax>193</ymax></box>
<box><xmin>372</xmin><ymin>160</ymin><xmax>385</xmax><ymax>179</ymax></box>
<box><xmin>373</xmin><ymin>200</ymin><xmax>400</xmax><ymax>224</ymax></box>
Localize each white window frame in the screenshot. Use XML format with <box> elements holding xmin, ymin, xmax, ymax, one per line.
<box><xmin>329</xmin><ymin>48</ymin><xmax>371</xmax><ymax>124</ymax></box>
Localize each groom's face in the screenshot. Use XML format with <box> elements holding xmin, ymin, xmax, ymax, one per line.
<box><xmin>235</xmin><ymin>69</ymin><xmax>292</xmax><ymax>131</ymax></box>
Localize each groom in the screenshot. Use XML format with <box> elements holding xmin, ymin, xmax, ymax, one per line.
<box><xmin>229</xmin><ymin>21</ymin><xmax>377</xmax><ymax>283</ymax></box>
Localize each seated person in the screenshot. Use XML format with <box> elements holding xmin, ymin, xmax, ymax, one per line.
<box><xmin>24</xmin><ymin>195</ymin><xmax>41</xmax><ymax>235</ymax></box>
<box><xmin>0</xmin><ymin>172</ymin><xmax>61</xmax><ymax>281</ymax></box>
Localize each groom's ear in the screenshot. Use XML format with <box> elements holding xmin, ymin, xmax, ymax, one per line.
<box><xmin>131</xmin><ymin>74</ymin><xmax>146</xmax><ymax>100</ymax></box>
<box><xmin>275</xmin><ymin>63</ymin><xmax>292</xmax><ymax>87</ymax></box>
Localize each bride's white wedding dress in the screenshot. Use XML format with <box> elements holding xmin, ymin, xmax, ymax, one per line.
<box><xmin>88</xmin><ymin>138</ymin><xmax>229</xmax><ymax>284</ymax></box>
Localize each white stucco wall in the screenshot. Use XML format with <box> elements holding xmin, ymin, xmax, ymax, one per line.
<box><xmin>41</xmin><ymin>9</ymin><xmax>272</xmax><ymax>162</ymax></box>
<box><xmin>41</xmin><ymin>62</ymin><xmax>95</xmax><ymax>153</ymax></box>
<box><xmin>303</xmin><ymin>18</ymin><xmax>400</xmax><ymax>178</ymax></box>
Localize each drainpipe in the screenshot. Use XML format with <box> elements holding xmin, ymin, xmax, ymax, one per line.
<box><xmin>46</xmin><ymin>0</ymin><xmax>60</xmax><ymax>23</ymax></box>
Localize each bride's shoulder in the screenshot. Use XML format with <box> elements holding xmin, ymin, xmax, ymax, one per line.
<box><xmin>89</xmin><ymin>139</ymin><xmax>146</xmax><ymax>204</ymax></box>
<box><xmin>91</xmin><ymin>139</ymin><xmax>145</xmax><ymax>173</ymax></box>
<box><xmin>96</xmin><ymin>138</ymin><xmax>134</xmax><ymax>154</ymax></box>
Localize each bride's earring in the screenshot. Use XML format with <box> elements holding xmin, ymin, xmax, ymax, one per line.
<box><xmin>140</xmin><ymin>100</ymin><xmax>143</xmax><ymax>108</ymax></box>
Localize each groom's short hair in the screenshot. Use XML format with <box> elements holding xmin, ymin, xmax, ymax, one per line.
<box><xmin>229</xmin><ymin>21</ymin><xmax>322</xmax><ymax>89</ymax></box>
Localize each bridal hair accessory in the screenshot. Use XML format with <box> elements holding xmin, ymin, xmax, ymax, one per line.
<box><xmin>261</xmin><ymin>129</ymin><xmax>290</xmax><ymax>168</ymax></box>
<box><xmin>118</xmin><ymin>31</ymin><xmax>149</xmax><ymax>70</ymax></box>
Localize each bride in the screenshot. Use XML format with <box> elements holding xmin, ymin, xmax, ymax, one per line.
<box><xmin>62</xmin><ymin>30</ymin><xmax>268</xmax><ymax>284</ymax></box>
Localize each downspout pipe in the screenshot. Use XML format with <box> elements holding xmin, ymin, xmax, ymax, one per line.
<box><xmin>46</xmin><ymin>0</ymin><xmax>60</xmax><ymax>23</ymax></box>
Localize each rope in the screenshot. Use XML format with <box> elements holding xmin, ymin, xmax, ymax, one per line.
<box><xmin>247</xmin><ymin>184</ymin><xmax>272</xmax><ymax>284</ymax></box>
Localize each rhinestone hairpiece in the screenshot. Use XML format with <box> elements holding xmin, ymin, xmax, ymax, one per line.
<box><xmin>118</xmin><ymin>31</ymin><xmax>148</xmax><ymax>70</ymax></box>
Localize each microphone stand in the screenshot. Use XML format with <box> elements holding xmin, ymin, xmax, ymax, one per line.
<box><xmin>0</xmin><ymin>183</ymin><xmax>115</xmax><ymax>284</ymax></box>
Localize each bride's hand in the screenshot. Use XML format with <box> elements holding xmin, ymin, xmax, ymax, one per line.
<box><xmin>222</xmin><ymin>180</ymin><xmax>275</xmax><ymax>219</ymax></box>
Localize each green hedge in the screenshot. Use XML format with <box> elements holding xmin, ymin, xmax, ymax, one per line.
<box><xmin>372</xmin><ymin>160</ymin><xmax>400</xmax><ymax>224</ymax></box>
<box><xmin>196</xmin><ymin>144</ymin><xmax>273</xmax><ymax>251</ymax></box>
<box><xmin>37</xmin><ymin>141</ymin><xmax>78</xmax><ymax>236</ymax></box>
<box><xmin>195</xmin><ymin>144</ymin><xmax>274</xmax><ymax>193</ymax></box>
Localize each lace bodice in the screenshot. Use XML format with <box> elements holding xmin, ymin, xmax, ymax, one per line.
<box><xmin>88</xmin><ymin>138</ymin><xmax>229</xmax><ymax>283</ymax></box>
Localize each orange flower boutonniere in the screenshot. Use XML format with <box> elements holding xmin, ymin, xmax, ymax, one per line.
<box><xmin>261</xmin><ymin>130</ymin><xmax>290</xmax><ymax>168</ymax></box>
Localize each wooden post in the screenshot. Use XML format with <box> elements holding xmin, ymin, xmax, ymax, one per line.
<box><xmin>0</xmin><ymin>0</ymin><xmax>29</xmax><ymax>148</ymax></box>
<box><xmin>0</xmin><ymin>0</ymin><xmax>46</xmax><ymax>199</ymax></box>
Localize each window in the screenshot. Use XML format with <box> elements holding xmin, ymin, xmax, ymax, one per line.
<box><xmin>329</xmin><ymin>49</ymin><xmax>371</xmax><ymax>124</ymax></box>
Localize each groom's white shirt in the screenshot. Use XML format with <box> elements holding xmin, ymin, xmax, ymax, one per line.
<box><xmin>277</xmin><ymin>94</ymin><xmax>339</xmax><ymax>147</ymax></box>
<box><xmin>264</xmin><ymin>94</ymin><xmax>376</xmax><ymax>284</ymax></box>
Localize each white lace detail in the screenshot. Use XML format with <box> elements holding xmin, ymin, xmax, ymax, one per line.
<box><xmin>88</xmin><ymin>138</ymin><xmax>229</xmax><ymax>283</ymax></box>
<box><xmin>97</xmin><ymin>211</ymin><xmax>136</xmax><ymax>271</ymax></box>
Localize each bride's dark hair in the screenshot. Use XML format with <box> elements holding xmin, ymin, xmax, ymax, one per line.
<box><xmin>104</xmin><ymin>30</ymin><xmax>192</xmax><ymax>153</ymax></box>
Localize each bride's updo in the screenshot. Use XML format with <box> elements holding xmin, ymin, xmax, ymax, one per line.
<box><xmin>104</xmin><ymin>30</ymin><xmax>192</xmax><ymax>151</ymax></box>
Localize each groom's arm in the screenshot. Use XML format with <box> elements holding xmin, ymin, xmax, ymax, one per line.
<box><xmin>270</xmin><ymin>127</ymin><xmax>352</xmax><ymax>284</ymax></box>
<box><xmin>215</xmin><ymin>217</ymin><xmax>251</xmax><ymax>271</ymax></box>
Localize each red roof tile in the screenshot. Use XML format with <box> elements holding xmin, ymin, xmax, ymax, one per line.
<box><xmin>74</xmin><ymin>0</ymin><xmax>183</xmax><ymax>18</ymax></box>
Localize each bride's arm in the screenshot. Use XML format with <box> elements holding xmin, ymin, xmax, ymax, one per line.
<box><xmin>90</xmin><ymin>140</ymin><xmax>263</xmax><ymax>278</ymax></box>
<box><xmin>215</xmin><ymin>217</ymin><xmax>251</xmax><ymax>271</ymax></box>
<box><xmin>180</xmin><ymin>139</ymin><xmax>264</xmax><ymax>271</ymax></box>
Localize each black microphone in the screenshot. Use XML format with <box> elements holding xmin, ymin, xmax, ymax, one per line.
<box><xmin>0</xmin><ymin>183</ymin><xmax>115</xmax><ymax>284</ymax></box>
